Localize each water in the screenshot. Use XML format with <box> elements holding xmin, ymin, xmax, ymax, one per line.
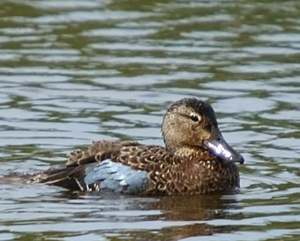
<box><xmin>0</xmin><ymin>0</ymin><xmax>299</xmax><ymax>240</ymax></box>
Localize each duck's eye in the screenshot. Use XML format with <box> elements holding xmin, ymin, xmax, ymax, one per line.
<box><xmin>190</xmin><ymin>113</ymin><xmax>200</xmax><ymax>122</ymax></box>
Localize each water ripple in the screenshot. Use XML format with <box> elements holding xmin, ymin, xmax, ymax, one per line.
<box><xmin>0</xmin><ymin>0</ymin><xmax>299</xmax><ymax>240</ymax></box>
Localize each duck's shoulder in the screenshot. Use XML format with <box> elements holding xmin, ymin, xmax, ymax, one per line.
<box><xmin>116</xmin><ymin>144</ymin><xmax>179</xmax><ymax>170</ymax></box>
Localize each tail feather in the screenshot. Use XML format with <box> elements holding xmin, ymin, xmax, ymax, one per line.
<box><xmin>30</xmin><ymin>166</ymin><xmax>87</xmax><ymax>191</ymax></box>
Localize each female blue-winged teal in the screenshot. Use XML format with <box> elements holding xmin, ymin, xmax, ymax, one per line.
<box><xmin>31</xmin><ymin>98</ymin><xmax>244</xmax><ymax>195</ymax></box>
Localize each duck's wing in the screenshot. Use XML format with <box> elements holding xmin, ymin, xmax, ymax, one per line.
<box><xmin>30</xmin><ymin>140</ymin><xmax>140</xmax><ymax>190</ymax></box>
<box><xmin>82</xmin><ymin>145</ymin><xmax>178</xmax><ymax>193</ymax></box>
<box><xmin>31</xmin><ymin>143</ymin><xmax>175</xmax><ymax>194</ymax></box>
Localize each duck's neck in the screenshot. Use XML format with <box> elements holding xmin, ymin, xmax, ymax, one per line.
<box><xmin>173</xmin><ymin>146</ymin><xmax>213</xmax><ymax>161</ymax></box>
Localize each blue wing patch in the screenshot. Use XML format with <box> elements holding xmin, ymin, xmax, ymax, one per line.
<box><xmin>84</xmin><ymin>160</ymin><xmax>149</xmax><ymax>194</ymax></box>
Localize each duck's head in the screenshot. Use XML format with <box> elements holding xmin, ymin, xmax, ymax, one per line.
<box><xmin>162</xmin><ymin>98</ymin><xmax>244</xmax><ymax>164</ymax></box>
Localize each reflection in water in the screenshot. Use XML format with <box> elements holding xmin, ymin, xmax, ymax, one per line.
<box><xmin>124</xmin><ymin>196</ymin><xmax>236</xmax><ymax>241</ymax></box>
<box><xmin>63</xmin><ymin>193</ymin><xmax>242</xmax><ymax>241</ymax></box>
<box><xmin>0</xmin><ymin>0</ymin><xmax>300</xmax><ymax>240</ymax></box>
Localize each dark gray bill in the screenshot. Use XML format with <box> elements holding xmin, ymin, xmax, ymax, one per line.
<box><xmin>204</xmin><ymin>135</ymin><xmax>244</xmax><ymax>164</ymax></box>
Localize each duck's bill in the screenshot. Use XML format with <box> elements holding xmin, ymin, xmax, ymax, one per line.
<box><xmin>204</xmin><ymin>135</ymin><xmax>244</xmax><ymax>164</ymax></box>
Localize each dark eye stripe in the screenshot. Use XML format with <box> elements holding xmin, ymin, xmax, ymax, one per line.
<box><xmin>179</xmin><ymin>113</ymin><xmax>201</xmax><ymax>122</ymax></box>
<box><xmin>190</xmin><ymin>114</ymin><xmax>199</xmax><ymax>122</ymax></box>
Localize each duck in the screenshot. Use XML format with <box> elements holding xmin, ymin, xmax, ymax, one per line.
<box><xmin>31</xmin><ymin>98</ymin><xmax>244</xmax><ymax>195</ymax></box>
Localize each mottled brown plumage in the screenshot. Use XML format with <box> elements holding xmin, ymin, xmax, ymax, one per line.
<box><xmin>31</xmin><ymin>98</ymin><xmax>244</xmax><ymax>195</ymax></box>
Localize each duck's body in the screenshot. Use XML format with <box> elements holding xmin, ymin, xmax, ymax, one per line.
<box><xmin>31</xmin><ymin>98</ymin><xmax>244</xmax><ymax>195</ymax></box>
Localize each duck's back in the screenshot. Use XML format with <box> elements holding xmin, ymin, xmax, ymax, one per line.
<box><xmin>31</xmin><ymin>141</ymin><xmax>170</xmax><ymax>193</ymax></box>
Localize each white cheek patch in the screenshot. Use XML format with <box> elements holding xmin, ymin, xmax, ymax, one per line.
<box><xmin>207</xmin><ymin>142</ymin><xmax>233</xmax><ymax>160</ymax></box>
